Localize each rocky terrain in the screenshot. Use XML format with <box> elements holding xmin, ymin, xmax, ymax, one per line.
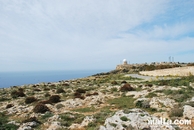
<box><xmin>0</xmin><ymin>67</ymin><xmax>194</xmax><ymax>130</ymax></box>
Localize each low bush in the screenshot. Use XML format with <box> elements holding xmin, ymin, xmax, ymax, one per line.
<box><xmin>38</xmin><ymin>100</ymin><xmax>52</xmax><ymax>104</ymax></box>
<box><xmin>33</xmin><ymin>103</ymin><xmax>50</xmax><ymax>113</ymax></box>
<box><xmin>41</xmin><ymin>112</ymin><xmax>53</xmax><ymax>120</ymax></box>
<box><xmin>120</xmin><ymin>83</ymin><xmax>134</xmax><ymax>92</ymax></box>
<box><xmin>183</xmin><ymin>101</ymin><xmax>194</xmax><ymax>107</ymax></box>
<box><xmin>86</xmin><ymin>92</ymin><xmax>98</xmax><ymax>96</ymax></box>
<box><xmin>135</xmin><ymin>100</ymin><xmax>150</xmax><ymax>108</ymax></box>
<box><xmin>110</xmin><ymin>87</ymin><xmax>118</xmax><ymax>92</ymax></box>
<box><xmin>0</xmin><ymin>112</ymin><xmax>19</xmax><ymax>130</ymax></box>
<box><xmin>11</xmin><ymin>90</ymin><xmax>25</xmax><ymax>98</ymax></box>
<box><xmin>169</xmin><ymin>107</ymin><xmax>183</xmax><ymax>117</ymax></box>
<box><xmin>56</xmin><ymin>104</ymin><xmax>64</xmax><ymax>109</ymax></box>
<box><xmin>145</xmin><ymin>92</ymin><xmax>157</xmax><ymax>98</ymax></box>
<box><xmin>111</xmin><ymin>81</ymin><xmax>118</xmax><ymax>85</ymax></box>
<box><xmin>146</xmin><ymin>84</ymin><xmax>153</xmax><ymax>87</ymax></box>
<box><xmin>49</xmin><ymin>95</ymin><xmax>61</xmax><ymax>103</ymax></box>
<box><xmin>25</xmin><ymin>96</ymin><xmax>37</xmax><ymax>104</ymax></box>
<box><xmin>44</xmin><ymin>93</ymin><xmax>51</xmax><ymax>97</ymax></box>
<box><xmin>33</xmin><ymin>88</ymin><xmax>41</xmax><ymax>91</ymax></box>
<box><xmin>56</xmin><ymin>88</ymin><xmax>65</xmax><ymax>93</ymax></box>
<box><xmin>121</xmin><ymin>81</ymin><xmax>127</xmax><ymax>84</ymax></box>
<box><xmin>163</xmin><ymin>89</ymin><xmax>173</xmax><ymax>95</ymax></box>
<box><xmin>108</xmin><ymin>96</ymin><xmax>135</xmax><ymax>109</ymax></box>
<box><xmin>6</xmin><ymin>104</ymin><xmax>14</xmax><ymax>109</ymax></box>
<box><xmin>60</xmin><ymin>112</ymin><xmax>84</xmax><ymax>127</ymax></box>
<box><xmin>74</xmin><ymin>92</ymin><xmax>85</xmax><ymax>99</ymax></box>
<box><xmin>23</xmin><ymin>117</ymin><xmax>41</xmax><ymax>124</ymax></box>
<box><xmin>75</xmin><ymin>88</ymin><xmax>86</xmax><ymax>93</ymax></box>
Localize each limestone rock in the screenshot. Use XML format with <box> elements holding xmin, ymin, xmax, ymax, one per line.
<box><xmin>100</xmin><ymin>108</ymin><xmax>176</xmax><ymax>130</ymax></box>
<box><xmin>18</xmin><ymin>121</ymin><xmax>38</xmax><ymax>130</ymax></box>
<box><xmin>183</xmin><ymin>105</ymin><xmax>194</xmax><ymax>119</ymax></box>
<box><xmin>126</xmin><ymin>90</ymin><xmax>148</xmax><ymax>98</ymax></box>
<box><xmin>149</xmin><ymin>97</ymin><xmax>175</xmax><ymax>109</ymax></box>
<box><xmin>47</xmin><ymin>121</ymin><xmax>62</xmax><ymax>130</ymax></box>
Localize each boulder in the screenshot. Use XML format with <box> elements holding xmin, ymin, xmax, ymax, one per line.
<box><xmin>18</xmin><ymin>121</ymin><xmax>38</xmax><ymax>130</ymax></box>
<box><xmin>183</xmin><ymin>105</ymin><xmax>194</xmax><ymax>119</ymax></box>
<box><xmin>47</xmin><ymin>121</ymin><xmax>62</xmax><ymax>130</ymax></box>
<box><xmin>149</xmin><ymin>97</ymin><xmax>175</xmax><ymax>109</ymax></box>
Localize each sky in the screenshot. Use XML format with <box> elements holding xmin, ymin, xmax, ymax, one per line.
<box><xmin>0</xmin><ymin>0</ymin><xmax>194</xmax><ymax>72</ymax></box>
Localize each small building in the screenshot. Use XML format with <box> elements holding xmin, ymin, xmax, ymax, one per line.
<box><xmin>123</xmin><ymin>59</ymin><xmax>128</xmax><ymax>65</ymax></box>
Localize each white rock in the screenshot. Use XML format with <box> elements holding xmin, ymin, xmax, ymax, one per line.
<box><xmin>18</xmin><ymin>121</ymin><xmax>38</xmax><ymax>130</ymax></box>
<box><xmin>100</xmin><ymin>108</ymin><xmax>176</xmax><ymax>130</ymax></box>
<box><xmin>191</xmin><ymin>97</ymin><xmax>194</xmax><ymax>101</ymax></box>
<box><xmin>61</xmin><ymin>98</ymin><xmax>84</xmax><ymax>109</ymax></box>
<box><xmin>183</xmin><ymin>105</ymin><xmax>194</xmax><ymax>119</ymax></box>
<box><xmin>47</xmin><ymin>121</ymin><xmax>62</xmax><ymax>130</ymax></box>
<box><xmin>149</xmin><ymin>97</ymin><xmax>175</xmax><ymax>109</ymax></box>
<box><xmin>126</xmin><ymin>90</ymin><xmax>148</xmax><ymax>98</ymax></box>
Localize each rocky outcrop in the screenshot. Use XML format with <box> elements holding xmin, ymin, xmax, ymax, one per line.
<box><xmin>100</xmin><ymin>108</ymin><xmax>176</xmax><ymax>130</ymax></box>
<box><xmin>149</xmin><ymin>97</ymin><xmax>176</xmax><ymax>110</ymax></box>
<box><xmin>18</xmin><ymin>122</ymin><xmax>38</xmax><ymax>130</ymax></box>
<box><xmin>183</xmin><ymin>105</ymin><xmax>194</xmax><ymax>119</ymax></box>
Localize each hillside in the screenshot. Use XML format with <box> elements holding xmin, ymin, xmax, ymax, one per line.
<box><xmin>0</xmin><ymin>68</ymin><xmax>194</xmax><ymax>130</ymax></box>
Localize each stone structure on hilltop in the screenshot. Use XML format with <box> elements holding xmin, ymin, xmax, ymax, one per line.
<box><xmin>116</xmin><ymin>59</ymin><xmax>192</xmax><ymax>72</ymax></box>
<box><xmin>123</xmin><ymin>59</ymin><xmax>128</xmax><ymax>65</ymax></box>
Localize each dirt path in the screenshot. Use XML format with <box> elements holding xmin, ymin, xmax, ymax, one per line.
<box><xmin>139</xmin><ymin>66</ymin><xmax>194</xmax><ymax>76</ymax></box>
<box><xmin>126</xmin><ymin>74</ymin><xmax>174</xmax><ymax>81</ymax></box>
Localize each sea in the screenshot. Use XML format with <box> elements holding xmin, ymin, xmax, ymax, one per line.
<box><xmin>0</xmin><ymin>70</ymin><xmax>110</xmax><ymax>88</ymax></box>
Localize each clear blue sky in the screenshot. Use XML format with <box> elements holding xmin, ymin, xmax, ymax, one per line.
<box><xmin>0</xmin><ymin>0</ymin><xmax>194</xmax><ymax>71</ymax></box>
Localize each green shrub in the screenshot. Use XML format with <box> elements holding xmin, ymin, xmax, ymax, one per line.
<box><xmin>0</xmin><ymin>112</ymin><xmax>19</xmax><ymax>130</ymax></box>
<box><xmin>56</xmin><ymin>104</ymin><xmax>64</xmax><ymax>109</ymax></box>
<box><xmin>41</xmin><ymin>112</ymin><xmax>53</xmax><ymax>120</ymax></box>
<box><xmin>120</xmin><ymin>116</ymin><xmax>128</xmax><ymax>121</ymax></box>
<box><xmin>173</xmin><ymin>94</ymin><xmax>190</xmax><ymax>102</ymax></box>
<box><xmin>60</xmin><ymin>112</ymin><xmax>84</xmax><ymax>127</ymax></box>
<box><xmin>108</xmin><ymin>96</ymin><xmax>135</xmax><ymax>109</ymax></box>
<box><xmin>0</xmin><ymin>97</ymin><xmax>9</xmax><ymax>102</ymax></box>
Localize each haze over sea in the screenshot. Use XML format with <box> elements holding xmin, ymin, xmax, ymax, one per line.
<box><xmin>0</xmin><ymin>70</ymin><xmax>109</xmax><ymax>88</ymax></box>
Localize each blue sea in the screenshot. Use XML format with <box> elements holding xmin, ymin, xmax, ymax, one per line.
<box><xmin>0</xmin><ymin>70</ymin><xmax>109</xmax><ymax>88</ymax></box>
